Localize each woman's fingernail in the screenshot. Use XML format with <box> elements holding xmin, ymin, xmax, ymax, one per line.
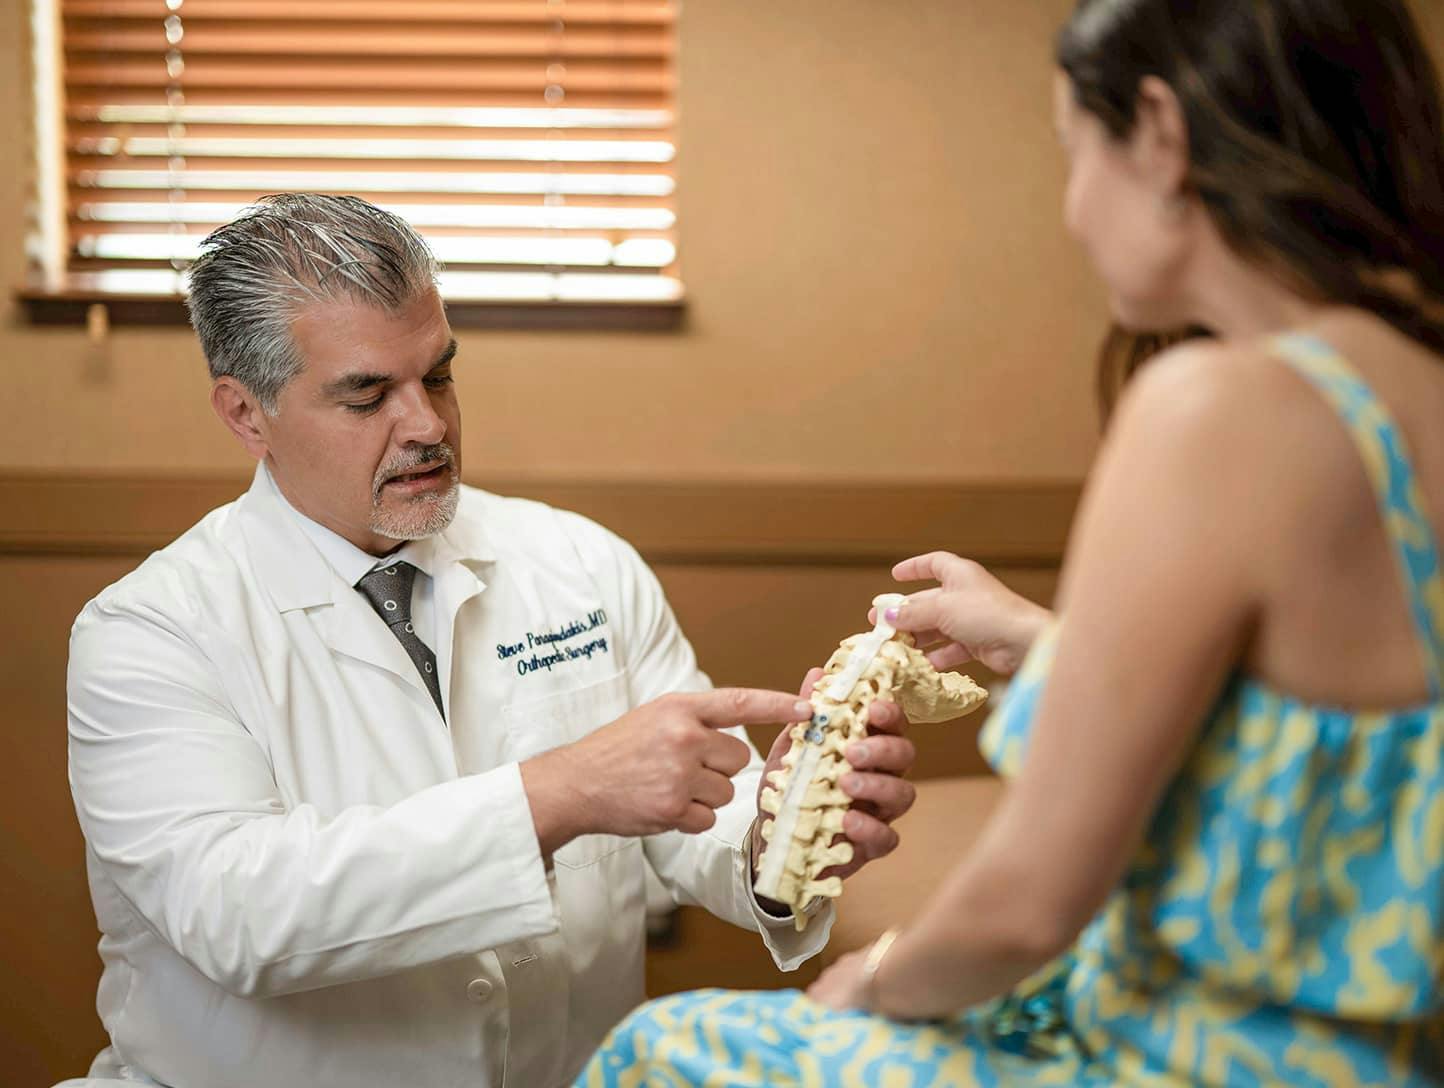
<box><xmin>847</xmin><ymin>744</ymin><xmax>868</xmax><ymax>765</ymax></box>
<box><xmin>884</xmin><ymin>607</ymin><xmax>899</xmax><ymax>622</ymax></box>
<box><xmin>794</xmin><ymin>700</ymin><xmax>813</xmax><ymax>717</ymax></box>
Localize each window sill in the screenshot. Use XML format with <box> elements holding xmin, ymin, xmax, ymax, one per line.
<box><xmin>16</xmin><ymin>280</ymin><xmax>687</xmax><ymax>332</ymax></box>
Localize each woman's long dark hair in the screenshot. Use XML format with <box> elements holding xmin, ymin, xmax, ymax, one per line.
<box><xmin>1058</xmin><ymin>0</ymin><xmax>1444</xmax><ymax>408</ymax></box>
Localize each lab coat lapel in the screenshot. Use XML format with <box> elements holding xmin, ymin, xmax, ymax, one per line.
<box><xmin>318</xmin><ymin>590</ymin><xmax>436</xmax><ymax>702</ymax></box>
<box><xmin>429</xmin><ymin>524</ymin><xmax>490</xmax><ymax>709</ymax></box>
<box><xmin>234</xmin><ymin>466</ymin><xmax>437</xmax><ymax>702</ymax></box>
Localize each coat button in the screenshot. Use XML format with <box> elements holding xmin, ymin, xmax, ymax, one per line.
<box><xmin>466</xmin><ymin>978</ymin><xmax>494</xmax><ymax>1004</ymax></box>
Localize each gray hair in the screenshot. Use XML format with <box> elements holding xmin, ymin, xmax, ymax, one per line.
<box><xmin>186</xmin><ymin>193</ymin><xmax>440</xmax><ymax>413</ymax></box>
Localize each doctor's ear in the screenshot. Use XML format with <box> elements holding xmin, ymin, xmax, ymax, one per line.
<box><xmin>211</xmin><ymin>377</ymin><xmax>272</xmax><ymax>460</ymax></box>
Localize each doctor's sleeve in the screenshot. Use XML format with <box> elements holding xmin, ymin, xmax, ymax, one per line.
<box><xmin>66</xmin><ymin>599</ymin><xmax>558</xmax><ymax>999</ymax></box>
<box><xmin>569</xmin><ymin>517</ymin><xmax>833</xmax><ymax>970</ymax></box>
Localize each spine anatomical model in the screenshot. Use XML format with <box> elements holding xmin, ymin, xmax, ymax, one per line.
<box><xmin>754</xmin><ymin>594</ymin><xmax>989</xmax><ymax>929</ymax></box>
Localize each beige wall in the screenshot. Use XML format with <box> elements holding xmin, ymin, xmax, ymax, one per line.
<box><xmin>0</xmin><ymin>0</ymin><xmax>1105</xmax><ymax>481</ymax></box>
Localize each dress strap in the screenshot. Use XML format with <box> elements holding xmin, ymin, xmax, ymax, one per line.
<box><xmin>1271</xmin><ymin>332</ymin><xmax>1444</xmax><ymax>697</ymax></box>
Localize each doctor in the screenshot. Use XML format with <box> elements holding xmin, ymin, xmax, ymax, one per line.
<box><xmin>64</xmin><ymin>194</ymin><xmax>919</xmax><ymax>1088</ymax></box>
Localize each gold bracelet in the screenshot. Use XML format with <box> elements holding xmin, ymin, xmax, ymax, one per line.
<box><xmin>860</xmin><ymin>927</ymin><xmax>902</xmax><ymax>1007</ymax></box>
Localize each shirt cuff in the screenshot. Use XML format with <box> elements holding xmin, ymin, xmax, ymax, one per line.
<box><xmin>740</xmin><ymin>819</ymin><xmax>834</xmax><ymax>971</ymax></box>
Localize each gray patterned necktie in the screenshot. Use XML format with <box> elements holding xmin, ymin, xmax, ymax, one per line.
<box><xmin>354</xmin><ymin>561</ymin><xmax>445</xmax><ymax>719</ymax></box>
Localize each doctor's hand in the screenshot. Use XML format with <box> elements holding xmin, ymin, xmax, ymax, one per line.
<box><xmin>521</xmin><ymin>688</ymin><xmax>812</xmax><ymax>854</ymax></box>
<box><xmin>751</xmin><ymin>667</ymin><xmax>918</xmax><ymax>896</ymax></box>
<box><xmin>884</xmin><ymin>552</ymin><xmax>1052</xmax><ymax>678</ymax></box>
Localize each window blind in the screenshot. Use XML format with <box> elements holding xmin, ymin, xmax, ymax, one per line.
<box><xmin>57</xmin><ymin>0</ymin><xmax>680</xmax><ymax>303</ymax></box>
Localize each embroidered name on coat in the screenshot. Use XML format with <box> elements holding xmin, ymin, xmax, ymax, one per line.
<box><xmin>497</xmin><ymin>609</ymin><xmax>610</xmax><ymax>676</ymax></box>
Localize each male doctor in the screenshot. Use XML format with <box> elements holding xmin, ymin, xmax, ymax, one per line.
<box><xmin>65</xmin><ymin>194</ymin><xmax>918</xmax><ymax>1088</ymax></box>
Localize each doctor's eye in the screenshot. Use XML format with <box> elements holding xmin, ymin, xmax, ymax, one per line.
<box><xmin>344</xmin><ymin>396</ymin><xmax>384</xmax><ymax>414</ymax></box>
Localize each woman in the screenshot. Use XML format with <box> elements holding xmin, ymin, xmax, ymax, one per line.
<box><xmin>579</xmin><ymin>0</ymin><xmax>1444</xmax><ymax>1083</ymax></box>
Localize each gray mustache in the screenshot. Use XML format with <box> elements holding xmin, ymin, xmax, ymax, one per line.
<box><xmin>372</xmin><ymin>443</ymin><xmax>457</xmax><ymax>496</ymax></box>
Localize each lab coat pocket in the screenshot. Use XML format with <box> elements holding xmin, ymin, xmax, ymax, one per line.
<box><xmin>502</xmin><ymin>670</ymin><xmax>636</xmax><ymax>869</ymax></box>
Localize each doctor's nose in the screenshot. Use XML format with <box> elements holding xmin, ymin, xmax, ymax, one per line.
<box><xmin>394</xmin><ymin>386</ymin><xmax>448</xmax><ymax>447</ymax></box>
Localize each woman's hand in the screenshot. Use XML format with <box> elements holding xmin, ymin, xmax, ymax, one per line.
<box><xmin>885</xmin><ymin>552</ymin><xmax>1052</xmax><ymax>677</ymax></box>
<box><xmin>806</xmin><ymin>947</ymin><xmax>872</xmax><ymax>1010</ymax></box>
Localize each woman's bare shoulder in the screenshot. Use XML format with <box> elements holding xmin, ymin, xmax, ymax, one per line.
<box><xmin>1098</xmin><ymin>334</ymin><xmax>1374</xmax><ymax>547</ymax></box>
<box><xmin>1120</xmin><ymin>336</ymin><xmax>1323</xmax><ymax>418</ymax></box>
<box><xmin>1107</xmin><ymin>337</ymin><xmax>1330</xmax><ymax>468</ymax></box>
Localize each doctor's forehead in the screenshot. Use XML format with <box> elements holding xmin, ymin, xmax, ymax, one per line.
<box><xmin>289</xmin><ymin>291</ymin><xmax>455</xmax><ymax>382</ymax></box>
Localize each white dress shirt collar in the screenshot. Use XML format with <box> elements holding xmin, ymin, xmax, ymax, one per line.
<box><xmin>258</xmin><ymin>461</ymin><xmax>436</xmax><ymax>586</ymax></box>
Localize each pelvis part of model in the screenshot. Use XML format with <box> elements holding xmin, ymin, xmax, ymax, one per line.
<box><xmin>754</xmin><ymin>593</ymin><xmax>989</xmax><ymax>929</ymax></box>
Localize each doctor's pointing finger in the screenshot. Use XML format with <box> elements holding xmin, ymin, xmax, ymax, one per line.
<box><xmin>522</xmin><ymin>690</ymin><xmax>815</xmax><ymax>848</ymax></box>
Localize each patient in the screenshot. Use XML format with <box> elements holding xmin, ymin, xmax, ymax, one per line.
<box><xmin>578</xmin><ymin>0</ymin><xmax>1444</xmax><ymax>1083</ymax></box>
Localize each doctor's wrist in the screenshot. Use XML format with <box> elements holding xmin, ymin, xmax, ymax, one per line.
<box><xmin>519</xmin><ymin>746</ymin><xmax>596</xmax><ymax>857</ymax></box>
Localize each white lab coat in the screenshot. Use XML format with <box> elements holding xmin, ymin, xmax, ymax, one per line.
<box><xmin>66</xmin><ymin>466</ymin><xmax>832</xmax><ymax>1088</ymax></box>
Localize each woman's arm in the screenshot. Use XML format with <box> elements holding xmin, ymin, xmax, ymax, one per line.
<box><xmin>814</xmin><ymin>345</ymin><xmax>1270</xmax><ymax>1017</ymax></box>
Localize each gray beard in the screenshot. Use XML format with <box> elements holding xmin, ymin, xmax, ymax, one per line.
<box><xmin>369</xmin><ymin>477</ymin><xmax>460</xmax><ymax>541</ymax></box>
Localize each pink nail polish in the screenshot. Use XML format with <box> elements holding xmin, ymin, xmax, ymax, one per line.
<box><xmin>884</xmin><ymin>608</ymin><xmax>899</xmax><ymax>622</ymax></box>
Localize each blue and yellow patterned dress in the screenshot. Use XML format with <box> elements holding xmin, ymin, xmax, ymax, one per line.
<box><xmin>578</xmin><ymin>335</ymin><xmax>1444</xmax><ymax>1087</ymax></box>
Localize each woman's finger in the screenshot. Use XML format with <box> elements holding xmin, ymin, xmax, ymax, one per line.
<box><xmin>871</xmin><ymin>585</ymin><xmax>943</xmax><ymax>627</ymax></box>
<box><xmin>884</xmin><ymin>591</ymin><xmax>948</xmax><ymax>636</ymax></box>
<box><xmin>806</xmin><ymin>954</ymin><xmax>865</xmax><ymax>1008</ymax></box>
<box><xmin>891</xmin><ymin>551</ymin><xmax>957</xmax><ymax>584</ymax></box>
<box><xmin>925</xmin><ymin>642</ymin><xmax>976</xmax><ymax>671</ymax></box>
<box><xmin>906</xmin><ymin>627</ymin><xmax>950</xmax><ymax>649</ymax></box>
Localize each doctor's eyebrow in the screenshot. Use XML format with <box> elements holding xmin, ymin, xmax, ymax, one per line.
<box><xmin>319</xmin><ymin>339</ymin><xmax>458</xmax><ymax>399</ymax></box>
<box><xmin>322</xmin><ymin>371</ymin><xmax>390</xmax><ymax>397</ymax></box>
<box><xmin>428</xmin><ymin>339</ymin><xmax>458</xmax><ymax>374</ymax></box>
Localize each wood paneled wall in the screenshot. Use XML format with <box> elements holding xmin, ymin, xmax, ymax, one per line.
<box><xmin>0</xmin><ymin>473</ymin><xmax>1068</xmax><ymax>1085</ymax></box>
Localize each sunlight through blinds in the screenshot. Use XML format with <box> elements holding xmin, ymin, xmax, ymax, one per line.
<box><xmin>59</xmin><ymin>0</ymin><xmax>681</xmax><ymax>303</ymax></box>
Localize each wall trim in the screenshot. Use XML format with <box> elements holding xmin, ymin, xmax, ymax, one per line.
<box><xmin>0</xmin><ymin>472</ymin><xmax>1079</xmax><ymax>567</ymax></box>
<box><xmin>17</xmin><ymin>288</ymin><xmax>687</xmax><ymax>332</ymax></box>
